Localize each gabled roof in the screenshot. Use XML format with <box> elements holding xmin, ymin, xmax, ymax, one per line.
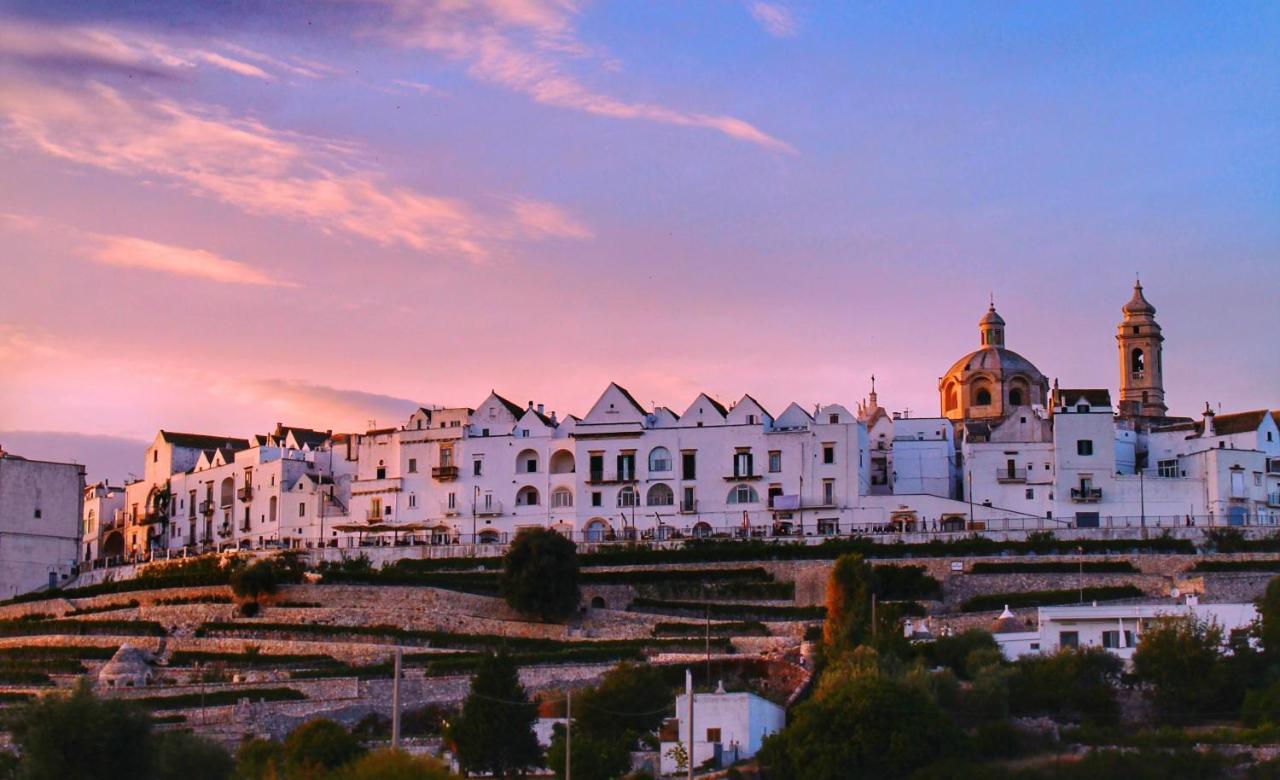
<box><xmin>159</xmin><ymin>431</ymin><xmax>250</xmax><ymax>451</ymax></box>
<box><xmin>1056</xmin><ymin>389</ymin><xmax>1111</xmax><ymax>408</ymax></box>
<box><xmin>681</xmin><ymin>393</ymin><xmax>728</xmax><ymax>423</ymax></box>
<box><xmin>490</xmin><ymin>391</ymin><xmax>526</xmax><ymax>419</ymax></box>
<box><xmin>273</xmin><ymin>424</ymin><xmax>330</xmax><ymax>449</ymax></box>
<box><xmin>774</xmin><ymin>402</ymin><xmax>814</xmax><ymax>430</ymax></box>
<box><xmin>581</xmin><ymin>383</ymin><xmax>649</xmax><ymax>424</ymax></box>
<box><xmin>731</xmin><ymin>393</ymin><xmax>772</xmax><ymax>420</ymax></box>
<box><xmin>1199</xmin><ymin>410</ymin><xmax>1271</xmax><ymax>437</ymax></box>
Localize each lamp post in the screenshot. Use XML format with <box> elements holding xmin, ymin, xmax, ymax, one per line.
<box><xmin>1077</xmin><ymin>545</ymin><xmax>1084</xmax><ymax>604</ymax></box>
<box><xmin>471</xmin><ymin>485</ymin><xmax>480</xmax><ymax>550</ymax></box>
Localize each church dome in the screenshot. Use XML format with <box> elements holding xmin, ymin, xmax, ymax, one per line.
<box><xmin>944</xmin><ymin>345</ymin><xmax>1041</xmax><ymax>380</ymax></box>
<box><xmin>979</xmin><ymin>305</ymin><xmax>1005</xmax><ymax>327</ymax></box>
<box><xmin>939</xmin><ymin>302</ymin><xmax>1049</xmax><ymax>422</ymax></box>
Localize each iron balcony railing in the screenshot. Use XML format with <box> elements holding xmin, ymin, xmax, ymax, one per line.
<box><xmin>996</xmin><ymin>468</ymin><xmax>1027</xmax><ymax>483</ymax></box>
<box><xmin>237</xmin><ymin>486</ymin><xmax>253</xmax><ymax>501</ymax></box>
<box><xmin>1071</xmin><ymin>487</ymin><xmax>1103</xmax><ymax>503</ymax></box>
<box><xmin>432</xmin><ymin>465</ymin><xmax>459</xmax><ymax>481</ymax></box>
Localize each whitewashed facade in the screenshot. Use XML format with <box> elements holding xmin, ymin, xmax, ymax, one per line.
<box><xmin>0</xmin><ymin>448</ymin><xmax>85</xmax><ymax>596</ymax></box>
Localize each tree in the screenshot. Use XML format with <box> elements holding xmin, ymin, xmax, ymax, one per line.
<box><xmin>449</xmin><ymin>650</ymin><xmax>542</xmax><ymax>777</ymax></box>
<box><xmin>152</xmin><ymin>731</ymin><xmax>233</xmax><ymax>780</ymax></box>
<box><xmin>500</xmin><ymin>528</ymin><xmax>580</xmax><ymax>621</ymax></box>
<box><xmin>234</xmin><ymin>737</ymin><xmax>284</xmax><ymax>780</ymax></box>
<box><xmin>1009</xmin><ymin>647</ymin><xmax>1121</xmax><ymax>725</ymax></box>
<box><xmin>333</xmin><ymin>749</ymin><xmax>455</xmax><ymax>780</ymax></box>
<box><xmin>1259</xmin><ymin>576</ymin><xmax>1280</xmax><ymax>664</ymax></box>
<box><xmin>1132</xmin><ymin>615</ymin><xmax>1227</xmax><ymax>724</ymax></box>
<box><xmin>924</xmin><ymin>629</ymin><xmax>1000</xmax><ymax>679</ymax></box>
<box><xmin>757</xmin><ymin>675</ymin><xmax>962</xmax><ymax>780</ymax></box>
<box><xmin>546</xmin><ymin>663</ymin><xmax>672</xmax><ymax>780</ymax></box>
<box><xmin>231</xmin><ymin>560</ymin><xmax>280</xmax><ymax>606</ymax></box>
<box><xmin>282</xmin><ymin>719</ymin><xmax>364</xmax><ymax>776</ymax></box>
<box><xmin>9</xmin><ymin>681</ymin><xmax>154</xmax><ymax>780</ymax></box>
<box><xmin>823</xmin><ymin>553</ymin><xmax>878</xmax><ymax>655</ymax></box>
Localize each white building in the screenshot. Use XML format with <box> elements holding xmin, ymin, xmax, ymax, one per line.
<box><xmin>82</xmin><ymin>481</ymin><xmax>125</xmax><ymax>563</ymax></box>
<box><xmin>660</xmin><ymin>686</ymin><xmax>785</xmax><ymax>774</ymax></box>
<box><xmin>995</xmin><ymin>600</ymin><xmax>1259</xmax><ymax>663</ymax></box>
<box><xmin>0</xmin><ymin>446</ymin><xmax>85</xmax><ymax>597</ymax></box>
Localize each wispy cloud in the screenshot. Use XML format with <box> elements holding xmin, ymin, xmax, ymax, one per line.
<box><xmin>249</xmin><ymin>379</ymin><xmax>426</xmax><ymax>430</ymax></box>
<box><xmin>0</xmin><ymin>73</ymin><xmax>589</xmax><ymax>259</ymax></box>
<box><xmin>748</xmin><ymin>2</ymin><xmax>797</xmax><ymax>38</ymax></box>
<box><xmin>384</xmin><ymin>1</ymin><xmax>795</xmax><ymax>153</ymax></box>
<box><xmin>87</xmin><ymin>234</ymin><xmax>291</xmax><ymax>287</ymax></box>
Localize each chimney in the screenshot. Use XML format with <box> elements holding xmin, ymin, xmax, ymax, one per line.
<box><xmin>537</xmin><ymin>403</ymin><xmax>545</xmax><ymax>416</ymax></box>
<box><xmin>1203</xmin><ymin>402</ymin><xmax>1216</xmax><ymax>437</ymax></box>
<box><xmin>550</xmin><ymin>411</ymin><xmax>558</xmax><ymax>424</ymax></box>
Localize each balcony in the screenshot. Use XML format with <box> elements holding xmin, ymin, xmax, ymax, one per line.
<box><xmin>679</xmin><ymin>499</ymin><xmax>698</xmax><ymax>514</ymax></box>
<box><xmin>237</xmin><ymin>486</ymin><xmax>253</xmax><ymax>501</ymax></box>
<box><xmin>1268</xmin><ymin>492</ymin><xmax>1280</xmax><ymax>508</ymax></box>
<box><xmin>1268</xmin><ymin>459</ymin><xmax>1280</xmax><ymax>476</ymax></box>
<box><xmin>586</xmin><ymin>472</ymin><xmax>635</xmax><ymax>485</ymax></box>
<box><xmin>995</xmin><ymin>468</ymin><xmax>1027</xmax><ymax>483</ymax></box>
<box><xmin>432</xmin><ymin>465</ymin><xmax>459</xmax><ymax>481</ymax></box>
<box><xmin>1071</xmin><ymin>487</ymin><xmax>1103</xmax><ymax>503</ymax></box>
<box><xmin>476</xmin><ymin>501</ymin><xmax>503</xmax><ymax>517</ymax></box>
<box><xmin>137</xmin><ymin>511</ymin><xmax>164</xmax><ymax>526</ymax></box>
<box><xmin>216</xmin><ymin>523</ymin><xmax>232</xmax><ymax>539</ymax></box>
<box><xmin>439</xmin><ymin>501</ymin><xmax>462</xmax><ymax>517</ymax></box>
<box><xmin>366</xmin><ymin>510</ymin><xmax>383</xmax><ymax>522</ymax></box>
<box><xmin>723</xmin><ymin>472</ymin><xmax>762</xmax><ymax>481</ymax></box>
<box><xmin>199</xmin><ymin>500</ymin><xmax>215</xmax><ymax>516</ymax></box>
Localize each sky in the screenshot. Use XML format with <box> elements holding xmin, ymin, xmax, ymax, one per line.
<box><xmin>0</xmin><ymin>1</ymin><xmax>1277</xmax><ymax>483</ymax></box>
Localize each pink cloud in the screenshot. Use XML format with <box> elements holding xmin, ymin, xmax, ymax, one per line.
<box><xmin>749</xmin><ymin>2</ymin><xmax>797</xmax><ymax>38</ymax></box>
<box><xmin>88</xmin><ymin>234</ymin><xmax>291</xmax><ymax>287</ymax></box>
<box><xmin>0</xmin><ymin>77</ymin><xmax>588</xmax><ymax>258</ymax></box>
<box><xmin>385</xmin><ymin>1</ymin><xmax>795</xmax><ymax>153</ymax></box>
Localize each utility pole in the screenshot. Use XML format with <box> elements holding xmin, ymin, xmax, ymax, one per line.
<box><xmin>471</xmin><ymin>485</ymin><xmax>479</xmax><ymax>550</ymax></box>
<box><xmin>686</xmin><ymin>668</ymin><xmax>695</xmax><ymax>780</ymax></box>
<box><xmin>967</xmin><ymin>470</ymin><xmax>974</xmax><ymax>527</ymax></box>
<box><xmin>871</xmin><ymin>594</ymin><xmax>877</xmax><ymax>639</ymax></box>
<box><xmin>1077</xmin><ymin>546</ymin><xmax>1084</xmax><ymax>604</ymax></box>
<box><xmin>1139</xmin><ymin>467</ymin><xmax>1146</xmax><ymax>530</ymax></box>
<box><xmin>565</xmin><ymin>688</ymin><xmax>572</xmax><ymax>780</ymax></box>
<box><xmin>391</xmin><ymin>647</ymin><xmax>402</xmax><ymax>749</ymax></box>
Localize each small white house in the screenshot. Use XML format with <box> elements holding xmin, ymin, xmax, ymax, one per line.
<box><xmin>994</xmin><ymin>600</ymin><xmax>1259</xmax><ymax>662</ymax></box>
<box><xmin>660</xmin><ymin>686</ymin><xmax>785</xmax><ymax>775</ymax></box>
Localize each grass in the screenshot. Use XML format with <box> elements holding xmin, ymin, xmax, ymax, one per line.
<box><xmin>131</xmin><ymin>687</ymin><xmax>306</xmax><ymax>710</ymax></box>
<box><xmin>628</xmin><ymin>598</ymin><xmax>825</xmax><ymax>621</ymax></box>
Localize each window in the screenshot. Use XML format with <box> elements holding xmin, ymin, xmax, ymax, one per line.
<box><xmin>617</xmin><ymin>453</ymin><xmax>636</xmax><ymax>481</ymax></box>
<box><xmin>829</xmin><ymin>413</ymin><xmax>839</xmax><ymax>424</ymax></box>
<box><xmin>551</xmin><ymin>488</ymin><xmax>573</xmax><ymax>508</ymax></box>
<box><xmin>481</xmin><ymin>428</ymin><xmax>489</xmax><ymax>437</ymax></box>
<box><xmin>728</xmin><ymin>484</ymin><xmax>759</xmax><ymax>504</ymax></box>
<box><xmin>153</xmin><ymin>450</ymin><xmax>158</xmax><ymax>463</ymax></box>
<box><xmin>822</xmin><ymin>479</ymin><xmax>835</xmax><ymax>506</ymax></box>
<box><xmin>1009</xmin><ymin>388</ymin><xmax>1024</xmax><ymax>406</ymax></box>
<box><xmin>375</xmin><ymin>467</ymin><xmax>386</xmax><ymax>480</ymax></box>
<box><xmin>706</xmin><ymin>728</ymin><xmax>721</xmax><ymax>743</ymax></box>
<box><xmin>1102</xmin><ymin>630</ymin><xmax>1136</xmax><ymax>649</ymax></box>
<box><xmin>1026</xmin><ymin>488</ymin><xmax>1035</xmax><ymax>500</ymax></box>
<box><xmin>473</xmin><ymin>459</ymin><xmax>483</xmax><ymax>476</ymax></box>
<box><xmin>1231</xmin><ymin>471</ymin><xmax>1246</xmax><ymax>498</ymax></box>
<box><xmin>647</xmin><ymin>483</ymin><xmax>674</xmax><ymax>506</ymax></box>
<box><xmin>975</xmin><ymin>388</ymin><xmax>992</xmax><ymax>406</ymax></box>
<box><xmin>681</xmin><ymin>451</ymin><xmax>697</xmax><ymax>480</ymax></box>
<box><xmin>589</xmin><ymin>454</ymin><xmax>604</xmax><ymax>482</ymax></box>
<box><xmin>447</xmin><ymin>492</ymin><xmax>456</xmax><ymax>509</ymax></box>
<box><xmin>591</xmin><ymin>491</ymin><xmax>602</xmax><ymax>507</ymax></box>
<box><xmin>747</xmin><ymin>414</ymin><xmax>757</xmax><ymax>425</ymax></box>
<box><xmin>617</xmin><ymin>486</ymin><xmax>637</xmax><ymax>507</ymax></box>
<box><xmin>298</xmin><ymin>502</ymin><xmax>306</xmax><ymax>517</ymax></box>
<box><xmin>768</xmin><ymin>451</ymin><xmax>782</xmax><ymax>473</ymax></box>
<box><xmin>408</xmin><ymin>458</ymin><xmax>417</xmax><ymax>473</ymax></box>
<box><xmin>648</xmin><ymin>447</ymin><xmax>671</xmax><ymax>473</ymax></box>
<box><xmin>1076</xmin><ymin>403</ymin><xmax>1090</xmax><ymax>413</ymax></box>
<box><xmin>1157</xmin><ymin>459</ymin><xmax>1178</xmax><ymax>478</ymax></box>
<box><xmin>822</xmin><ymin>444</ymin><xmax>835</xmax><ymax>464</ymax></box>
<box><xmin>1076</xmin><ymin>440</ymin><xmax>1094</xmax><ymax>456</ymax></box>
<box><xmin>408</xmin><ymin>493</ymin><xmax>417</xmax><ymax>508</ymax></box>
<box><xmin>1255</xmin><ymin>472</ymin><xmax>1264</xmax><ymax>487</ymax></box>
<box><xmin>1131</xmin><ymin>348</ymin><xmax>1145</xmax><ymax>376</ymax></box>
<box><xmin>440</xmin><ymin>447</ymin><xmax>453</xmax><ymax>468</ymax></box>
<box><xmin>734</xmin><ymin>451</ymin><xmax>753</xmax><ymax>477</ymax></box>
<box><xmin>682</xmin><ymin>487</ymin><xmax>695</xmax><ymax>512</ymax></box>
<box><xmin>516</xmin><ymin>486</ymin><xmax>540</xmax><ymax>506</ymax></box>
<box><xmin>1059</xmin><ymin>631</ymin><xmax>1079</xmax><ymax>649</ymax></box>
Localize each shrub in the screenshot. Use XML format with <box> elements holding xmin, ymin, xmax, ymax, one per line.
<box><xmin>968</xmin><ymin>561</ymin><xmax>1138</xmax><ymax>574</ymax></box>
<box><xmin>1010</xmin><ymin>647</ymin><xmax>1122</xmax><ymax>725</ymax></box>
<box><xmin>282</xmin><ymin>719</ymin><xmax>364</xmax><ymax>774</ymax></box>
<box><xmin>652</xmin><ymin>621</ymin><xmax>770</xmax><ymax>637</ymax></box>
<box><xmin>873</xmin><ymin>565</ymin><xmax>943</xmax><ymax>599</ymax></box>
<box><xmin>131</xmin><ymin>688</ymin><xmax>306</xmax><ymax>710</ymax></box>
<box><xmin>0</xmin><ymin>618</ymin><xmax>166</xmax><ymax>638</ymax></box>
<box><xmin>229</xmin><ymin>560</ymin><xmax>279</xmax><ymax>603</ymax></box>
<box><xmin>628</xmin><ymin>598</ymin><xmax>823</xmax><ymax>621</ymax></box>
<box><xmin>500</xmin><ymin>528</ymin><xmax>581</xmax><ymax>621</ymax></box>
<box><xmin>960</xmin><ymin>585</ymin><xmax>1143</xmax><ymax>612</ymax></box>
<box><xmin>67</xmin><ymin>600</ymin><xmax>141</xmax><ymax>616</ymax></box>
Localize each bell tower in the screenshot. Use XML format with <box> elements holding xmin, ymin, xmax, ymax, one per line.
<box><xmin>1116</xmin><ymin>279</ymin><xmax>1167</xmax><ymax>418</ymax></box>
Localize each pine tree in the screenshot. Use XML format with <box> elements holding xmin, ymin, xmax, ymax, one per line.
<box><xmin>450</xmin><ymin>650</ymin><xmax>542</xmax><ymax>777</ymax></box>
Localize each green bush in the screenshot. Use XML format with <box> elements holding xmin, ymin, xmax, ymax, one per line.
<box><xmin>1194</xmin><ymin>559</ymin><xmax>1280</xmax><ymax>573</ymax></box>
<box><xmin>0</xmin><ymin>645</ymin><xmax>116</xmax><ymax>661</ymax></box>
<box><xmin>960</xmin><ymin>585</ymin><xmax>1143</xmax><ymax>612</ymax></box>
<box><xmin>131</xmin><ymin>687</ymin><xmax>306</xmax><ymax>710</ymax></box>
<box><xmin>968</xmin><ymin>561</ymin><xmax>1138</xmax><ymax>574</ymax></box>
<box><xmin>67</xmin><ymin>600</ymin><xmax>141</xmax><ymax>616</ymax></box>
<box><xmin>873</xmin><ymin>565</ymin><xmax>943</xmax><ymax>599</ymax></box>
<box><xmin>167</xmin><ymin>650</ymin><xmax>340</xmax><ymax>668</ymax></box>
<box><xmin>154</xmin><ymin>594</ymin><xmax>233</xmax><ymax>606</ymax></box>
<box><xmin>0</xmin><ymin>618</ymin><xmax>166</xmax><ymax>638</ymax></box>
<box><xmin>652</xmin><ymin>621</ymin><xmax>770</xmax><ymax>637</ymax></box>
<box><xmin>628</xmin><ymin>598</ymin><xmax>824</xmax><ymax>621</ymax></box>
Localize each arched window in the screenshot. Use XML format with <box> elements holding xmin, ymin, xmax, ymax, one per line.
<box><xmin>551</xmin><ymin>487</ymin><xmax>573</xmax><ymax>508</ymax></box>
<box><xmin>1008</xmin><ymin>388</ymin><xmax>1024</xmax><ymax>406</ymax></box>
<box><xmin>692</xmin><ymin>521</ymin><xmax>713</xmax><ymax>538</ymax></box>
<box><xmin>975</xmin><ymin>388</ymin><xmax>992</xmax><ymax>406</ymax></box>
<box><xmin>617</xmin><ymin>486</ymin><xmax>637</xmax><ymax>507</ymax></box>
<box><xmin>1131</xmin><ymin>348</ymin><xmax>1145</xmax><ymax>375</ymax></box>
<box><xmin>219</xmin><ymin>477</ymin><xmax>234</xmax><ymax>507</ymax></box>
<box><xmin>477</xmin><ymin>528</ymin><xmax>501</xmax><ymax>544</ymax></box>
<box><xmin>647</xmin><ymin>483</ymin><xmax>674</xmax><ymax>506</ymax></box>
<box><xmin>944</xmin><ymin>383</ymin><xmax>958</xmax><ymax>412</ymax></box>
<box><xmin>516</xmin><ymin>486</ymin><xmax>540</xmax><ymax>506</ymax></box>
<box><xmin>648</xmin><ymin>446</ymin><xmax>672</xmax><ymax>473</ymax></box>
<box><xmin>516</xmin><ymin>449</ymin><xmax>539</xmax><ymax>474</ymax></box>
<box><xmin>727</xmin><ymin>484</ymin><xmax>759</xmax><ymax>504</ymax></box>
<box><xmin>549</xmin><ymin>450</ymin><xmax>575</xmax><ymax>474</ymax></box>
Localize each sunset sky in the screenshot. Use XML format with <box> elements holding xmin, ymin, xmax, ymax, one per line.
<box><xmin>1</xmin><ymin>1</ymin><xmax>1277</xmax><ymax>483</ymax></box>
